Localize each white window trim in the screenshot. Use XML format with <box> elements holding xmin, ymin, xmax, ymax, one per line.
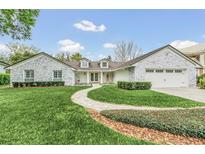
<box><xmin>24</xmin><ymin>70</ymin><xmax>34</xmax><ymax>82</ymax></box>
<box><xmin>80</xmin><ymin>60</ymin><xmax>89</xmax><ymax>68</ymax></box>
<box><xmin>175</xmin><ymin>69</ymin><xmax>183</xmax><ymax>73</ymax></box>
<box><xmin>145</xmin><ymin>69</ymin><xmax>155</xmax><ymax>73</ymax></box>
<box><xmin>100</xmin><ymin>61</ymin><xmax>108</xmax><ymax>68</ymax></box>
<box><xmin>53</xmin><ymin>70</ymin><xmax>62</xmax><ymax>81</ymax></box>
<box><xmin>166</xmin><ymin>69</ymin><xmax>174</xmax><ymax>73</ymax></box>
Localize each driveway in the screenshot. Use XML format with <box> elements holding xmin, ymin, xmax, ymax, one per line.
<box><xmin>153</xmin><ymin>88</ymin><xmax>205</xmax><ymax>103</ymax></box>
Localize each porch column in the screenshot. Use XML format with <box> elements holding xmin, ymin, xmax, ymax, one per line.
<box><xmin>86</xmin><ymin>72</ymin><xmax>89</xmax><ymax>84</ymax></box>
<box><xmin>100</xmin><ymin>71</ymin><xmax>103</xmax><ymax>84</ymax></box>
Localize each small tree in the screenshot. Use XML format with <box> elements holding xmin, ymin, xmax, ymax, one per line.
<box><xmin>114</xmin><ymin>41</ymin><xmax>143</xmax><ymax>62</ymax></box>
<box><xmin>70</xmin><ymin>53</ymin><xmax>82</xmax><ymax>61</ymax></box>
<box><xmin>0</xmin><ymin>9</ymin><xmax>40</xmax><ymax>40</ymax></box>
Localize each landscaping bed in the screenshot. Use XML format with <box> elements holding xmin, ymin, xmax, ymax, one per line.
<box><xmin>101</xmin><ymin>109</ymin><xmax>205</xmax><ymax>139</ymax></box>
<box><xmin>88</xmin><ymin>85</ymin><xmax>205</xmax><ymax>108</ymax></box>
<box><xmin>0</xmin><ymin>86</ymin><xmax>148</xmax><ymax>144</ymax></box>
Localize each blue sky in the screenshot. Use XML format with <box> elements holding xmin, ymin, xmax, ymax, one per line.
<box><xmin>1</xmin><ymin>9</ymin><xmax>205</xmax><ymax>60</ymax></box>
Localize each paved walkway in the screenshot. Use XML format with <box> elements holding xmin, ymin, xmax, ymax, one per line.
<box><xmin>71</xmin><ymin>84</ymin><xmax>205</xmax><ymax>111</ymax></box>
<box><xmin>153</xmin><ymin>87</ymin><xmax>205</xmax><ymax>103</ymax></box>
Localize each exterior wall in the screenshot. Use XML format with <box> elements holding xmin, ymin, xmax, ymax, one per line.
<box><xmin>75</xmin><ymin>72</ymin><xmax>87</xmax><ymax>84</ymax></box>
<box><xmin>103</xmin><ymin>72</ymin><xmax>113</xmax><ymax>83</ymax></box>
<box><xmin>10</xmin><ymin>54</ymin><xmax>75</xmax><ymax>86</ymax></box>
<box><xmin>133</xmin><ymin>48</ymin><xmax>197</xmax><ymax>87</ymax></box>
<box><xmin>113</xmin><ymin>68</ymin><xmax>130</xmax><ymax>83</ymax></box>
<box><xmin>0</xmin><ymin>65</ymin><xmax>5</xmax><ymax>73</ymax></box>
<box><xmin>199</xmin><ymin>53</ymin><xmax>205</xmax><ymax>74</ymax></box>
<box><xmin>200</xmin><ymin>53</ymin><xmax>205</xmax><ymax>66</ymax></box>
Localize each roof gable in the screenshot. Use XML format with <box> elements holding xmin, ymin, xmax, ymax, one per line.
<box><xmin>115</xmin><ymin>45</ymin><xmax>202</xmax><ymax>70</ymax></box>
<box><xmin>5</xmin><ymin>52</ymin><xmax>76</xmax><ymax>70</ymax></box>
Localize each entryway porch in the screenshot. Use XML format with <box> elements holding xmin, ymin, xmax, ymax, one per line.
<box><xmin>75</xmin><ymin>71</ymin><xmax>113</xmax><ymax>85</ymax></box>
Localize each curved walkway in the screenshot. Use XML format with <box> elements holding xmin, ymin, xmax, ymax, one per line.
<box><xmin>71</xmin><ymin>84</ymin><xmax>205</xmax><ymax>111</ymax></box>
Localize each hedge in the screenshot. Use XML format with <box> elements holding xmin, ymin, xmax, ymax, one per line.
<box><xmin>199</xmin><ymin>79</ymin><xmax>205</xmax><ymax>89</ymax></box>
<box><xmin>12</xmin><ymin>81</ymin><xmax>65</xmax><ymax>88</ymax></box>
<box><xmin>101</xmin><ymin>109</ymin><xmax>205</xmax><ymax>139</ymax></box>
<box><xmin>117</xmin><ymin>81</ymin><xmax>151</xmax><ymax>90</ymax></box>
<box><xmin>0</xmin><ymin>73</ymin><xmax>10</xmax><ymax>85</ymax></box>
<box><xmin>197</xmin><ymin>74</ymin><xmax>205</xmax><ymax>85</ymax></box>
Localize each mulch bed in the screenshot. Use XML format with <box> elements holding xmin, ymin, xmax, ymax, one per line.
<box><xmin>87</xmin><ymin>108</ymin><xmax>205</xmax><ymax>145</ymax></box>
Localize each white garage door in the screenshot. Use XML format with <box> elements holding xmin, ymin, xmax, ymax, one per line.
<box><xmin>145</xmin><ymin>69</ymin><xmax>188</xmax><ymax>88</ymax></box>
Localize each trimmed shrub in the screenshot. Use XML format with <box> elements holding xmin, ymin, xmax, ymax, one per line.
<box><xmin>101</xmin><ymin>109</ymin><xmax>205</xmax><ymax>139</ymax></box>
<box><xmin>197</xmin><ymin>74</ymin><xmax>204</xmax><ymax>84</ymax></box>
<box><xmin>12</xmin><ymin>81</ymin><xmax>65</xmax><ymax>88</ymax></box>
<box><xmin>199</xmin><ymin>79</ymin><xmax>205</xmax><ymax>89</ymax></box>
<box><xmin>117</xmin><ymin>81</ymin><xmax>151</xmax><ymax>90</ymax></box>
<box><xmin>0</xmin><ymin>73</ymin><xmax>10</xmax><ymax>85</ymax></box>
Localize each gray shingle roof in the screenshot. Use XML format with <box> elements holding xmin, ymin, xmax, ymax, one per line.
<box><xmin>5</xmin><ymin>44</ymin><xmax>202</xmax><ymax>70</ymax></box>
<box><xmin>65</xmin><ymin>44</ymin><xmax>202</xmax><ymax>70</ymax></box>
<box><xmin>64</xmin><ymin>61</ymin><xmax>123</xmax><ymax>70</ymax></box>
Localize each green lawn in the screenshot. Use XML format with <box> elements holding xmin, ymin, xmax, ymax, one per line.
<box><xmin>101</xmin><ymin>109</ymin><xmax>205</xmax><ymax>139</ymax></box>
<box><xmin>88</xmin><ymin>85</ymin><xmax>205</xmax><ymax>108</ymax></box>
<box><xmin>0</xmin><ymin>86</ymin><xmax>150</xmax><ymax>144</ymax></box>
<box><xmin>0</xmin><ymin>84</ymin><xmax>9</xmax><ymax>89</ymax></box>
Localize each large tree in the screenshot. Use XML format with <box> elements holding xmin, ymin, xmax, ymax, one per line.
<box><xmin>0</xmin><ymin>9</ymin><xmax>39</xmax><ymax>40</ymax></box>
<box><xmin>70</xmin><ymin>53</ymin><xmax>82</xmax><ymax>61</ymax></box>
<box><xmin>114</xmin><ymin>41</ymin><xmax>143</xmax><ymax>62</ymax></box>
<box><xmin>7</xmin><ymin>43</ymin><xmax>39</xmax><ymax>64</ymax></box>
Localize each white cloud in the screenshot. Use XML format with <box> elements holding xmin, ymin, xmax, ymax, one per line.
<box><xmin>58</xmin><ymin>39</ymin><xmax>84</xmax><ymax>54</ymax></box>
<box><xmin>0</xmin><ymin>43</ymin><xmax>11</xmax><ymax>57</ymax></box>
<box><xmin>73</xmin><ymin>20</ymin><xmax>106</xmax><ymax>32</ymax></box>
<box><xmin>103</xmin><ymin>43</ymin><xmax>117</xmax><ymax>49</ymax></box>
<box><xmin>170</xmin><ymin>40</ymin><xmax>198</xmax><ymax>49</ymax></box>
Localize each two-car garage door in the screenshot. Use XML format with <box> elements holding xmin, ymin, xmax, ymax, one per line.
<box><xmin>145</xmin><ymin>68</ymin><xmax>188</xmax><ymax>88</ymax></box>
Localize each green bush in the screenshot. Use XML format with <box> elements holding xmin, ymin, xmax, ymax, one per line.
<box><xmin>0</xmin><ymin>73</ymin><xmax>10</xmax><ymax>85</ymax></box>
<box><xmin>197</xmin><ymin>74</ymin><xmax>205</xmax><ymax>85</ymax></box>
<box><xmin>12</xmin><ymin>81</ymin><xmax>65</xmax><ymax>88</ymax></box>
<box><xmin>101</xmin><ymin>109</ymin><xmax>205</xmax><ymax>139</ymax></box>
<box><xmin>117</xmin><ymin>81</ymin><xmax>151</xmax><ymax>90</ymax></box>
<box><xmin>199</xmin><ymin>79</ymin><xmax>205</xmax><ymax>89</ymax></box>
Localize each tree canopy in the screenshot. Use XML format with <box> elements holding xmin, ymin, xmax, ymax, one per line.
<box><xmin>114</xmin><ymin>41</ymin><xmax>143</xmax><ymax>62</ymax></box>
<box><xmin>0</xmin><ymin>9</ymin><xmax>39</xmax><ymax>40</ymax></box>
<box><xmin>0</xmin><ymin>43</ymin><xmax>39</xmax><ymax>64</ymax></box>
<box><xmin>70</xmin><ymin>53</ymin><xmax>82</xmax><ymax>61</ymax></box>
<box><xmin>55</xmin><ymin>52</ymin><xmax>83</xmax><ymax>62</ymax></box>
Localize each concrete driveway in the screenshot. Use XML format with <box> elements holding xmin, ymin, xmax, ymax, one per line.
<box><xmin>153</xmin><ymin>88</ymin><xmax>205</xmax><ymax>103</ymax></box>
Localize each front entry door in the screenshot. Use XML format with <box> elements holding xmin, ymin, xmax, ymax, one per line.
<box><xmin>91</xmin><ymin>73</ymin><xmax>98</xmax><ymax>82</ymax></box>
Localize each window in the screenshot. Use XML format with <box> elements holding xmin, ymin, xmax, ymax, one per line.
<box><xmin>90</xmin><ymin>73</ymin><xmax>98</xmax><ymax>82</ymax></box>
<box><xmin>146</xmin><ymin>69</ymin><xmax>154</xmax><ymax>73</ymax></box>
<box><xmin>156</xmin><ymin>69</ymin><xmax>163</xmax><ymax>73</ymax></box>
<box><xmin>101</xmin><ymin>61</ymin><xmax>108</xmax><ymax>68</ymax></box>
<box><xmin>175</xmin><ymin>69</ymin><xmax>183</xmax><ymax>73</ymax></box>
<box><xmin>166</xmin><ymin>69</ymin><xmax>174</xmax><ymax>73</ymax></box>
<box><xmin>53</xmin><ymin>70</ymin><xmax>62</xmax><ymax>81</ymax></box>
<box><xmin>24</xmin><ymin>70</ymin><xmax>34</xmax><ymax>82</ymax></box>
<box><xmin>80</xmin><ymin>60</ymin><xmax>89</xmax><ymax>68</ymax></box>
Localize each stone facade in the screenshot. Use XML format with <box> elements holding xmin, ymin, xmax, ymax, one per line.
<box><xmin>132</xmin><ymin>48</ymin><xmax>197</xmax><ymax>87</ymax></box>
<box><xmin>10</xmin><ymin>54</ymin><xmax>75</xmax><ymax>86</ymax></box>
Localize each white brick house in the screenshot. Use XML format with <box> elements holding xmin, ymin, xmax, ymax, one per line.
<box><xmin>6</xmin><ymin>45</ymin><xmax>202</xmax><ymax>88</ymax></box>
